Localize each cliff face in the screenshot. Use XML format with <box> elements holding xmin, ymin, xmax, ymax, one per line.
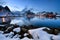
<box><xmin>0</xmin><ymin>6</ymin><xmax>3</xmax><ymax>11</ymax></box>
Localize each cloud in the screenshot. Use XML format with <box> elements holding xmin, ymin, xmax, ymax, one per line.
<box><xmin>0</xmin><ymin>0</ymin><xmax>6</xmax><ymax>5</ymax></box>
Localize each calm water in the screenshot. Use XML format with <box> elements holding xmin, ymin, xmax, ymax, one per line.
<box><xmin>30</xmin><ymin>17</ymin><xmax>60</xmax><ymax>28</ymax></box>
<box><xmin>11</xmin><ymin>17</ymin><xmax>60</xmax><ymax>28</ymax></box>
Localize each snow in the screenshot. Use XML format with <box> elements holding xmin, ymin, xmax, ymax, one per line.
<box><xmin>13</xmin><ymin>34</ymin><xmax>21</xmax><ymax>38</ymax></box>
<box><xmin>13</xmin><ymin>27</ymin><xmax>21</xmax><ymax>33</ymax></box>
<box><xmin>28</xmin><ymin>27</ymin><xmax>51</xmax><ymax>40</ymax></box>
<box><xmin>0</xmin><ymin>34</ymin><xmax>6</xmax><ymax>40</ymax></box>
<box><xmin>52</xmin><ymin>35</ymin><xmax>60</xmax><ymax>40</ymax></box>
<box><xmin>24</xmin><ymin>33</ymin><xmax>29</xmax><ymax>36</ymax></box>
<box><xmin>0</xmin><ymin>33</ymin><xmax>33</xmax><ymax>40</ymax></box>
<box><xmin>0</xmin><ymin>27</ymin><xmax>60</xmax><ymax>40</ymax></box>
<box><xmin>0</xmin><ymin>31</ymin><xmax>4</xmax><ymax>34</ymax></box>
<box><xmin>4</xmin><ymin>32</ymin><xmax>14</xmax><ymax>38</ymax></box>
<box><xmin>0</xmin><ymin>33</ymin><xmax>20</xmax><ymax>40</ymax></box>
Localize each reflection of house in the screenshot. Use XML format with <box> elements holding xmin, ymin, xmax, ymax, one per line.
<box><xmin>0</xmin><ymin>6</ymin><xmax>11</xmax><ymax>25</ymax></box>
<box><xmin>41</xmin><ymin>12</ymin><xmax>56</xmax><ymax>18</ymax></box>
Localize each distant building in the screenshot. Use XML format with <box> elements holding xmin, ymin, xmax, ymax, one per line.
<box><xmin>41</xmin><ymin>12</ymin><xmax>56</xmax><ymax>18</ymax></box>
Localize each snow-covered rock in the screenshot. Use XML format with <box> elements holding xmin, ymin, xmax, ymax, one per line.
<box><xmin>52</xmin><ymin>35</ymin><xmax>60</xmax><ymax>40</ymax></box>
<box><xmin>0</xmin><ymin>27</ymin><xmax>60</xmax><ymax>40</ymax></box>
<box><xmin>28</xmin><ymin>27</ymin><xmax>51</xmax><ymax>40</ymax></box>
<box><xmin>13</xmin><ymin>27</ymin><xmax>21</xmax><ymax>33</ymax></box>
<box><xmin>0</xmin><ymin>34</ymin><xmax>7</xmax><ymax>40</ymax></box>
<box><xmin>24</xmin><ymin>33</ymin><xmax>29</xmax><ymax>36</ymax></box>
<box><xmin>0</xmin><ymin>31</ymin><xmax>4</xmax><ymax>34</ymax></box>
<box><xmin>0</xmin><ymin>33</ymin><xmax>20</xmax><ymax>40</ymax></box>
<box><xmin>4</xmin><ymin>32</ymin><xmax>14</xmax><ymax>38</ymax></box>
<box><xmin>13</xmin><ymin>34</ymin><xmax>21</xmax><ymax>38</ymax></box>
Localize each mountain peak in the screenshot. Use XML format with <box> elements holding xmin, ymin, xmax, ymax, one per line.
<box><xmin>4</xmin><ymin>6</ymin><xmax>11</xmax><ymax>12</ymax></box>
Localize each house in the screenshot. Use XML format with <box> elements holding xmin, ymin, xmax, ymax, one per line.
<box><xmin>41</xmin><ymin>12</ymin><xmax>56</xmax><ymax>18</ymax></box>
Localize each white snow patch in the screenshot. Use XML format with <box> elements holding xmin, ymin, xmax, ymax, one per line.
<box><xmin>28</xmin><ymin>27</ymin><xmax>51</xmax><ymax>40</ymax></box>
<box><xmin>24</xmin><ymin>33</ymin><xmax>29</xmax><ymax>36</ymax></box>
<box><xmin>13</xmin><ymin>34</ymin><xmax>21</xmax><ymax>38</ymax></box>
<box><xmin>52</xmin><ymin>35</ymin><xmax>60</xmax><ymax>40</ymax></box>
<box><xmin>0</xmin><ymin>31</ymin><xmax>4</xmax><ymax>34</ymax></box>
<box><xmin>13</xmin><ymin>27</ymin><xmax>21</xmax><ymax>33</ymax></box>
<box><xmin>21</xmin><ymin>37</ymin><xmax>33</xmax><ymax>40</ymax></box>
<box><xmin>0</xmin><ymin>27</ymin><xmax>60</xmax><ymax>40</ymax></box>
<box><xmin>0</xmin><ymin>33</ymin><xmax>20</xmax><ymax>40</ymax></box>
<box><xmin>4</xmin><ymin>32</ymin><xmax>14</xmax><ymax>38</ymax></box>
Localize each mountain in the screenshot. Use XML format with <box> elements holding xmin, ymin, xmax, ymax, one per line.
<box><xmin>0</xmin><ymin>5</ymin><xmax>3</xmax><ymax>11</ymax></box>
<box><xmin>4</xmin><ymin>6</ymin><xmax>11</xmax><ymax>12</ymax></box>
<box><xmin>0</xmin><ymin>5</ymin><xmax>11</xmax><ymax>12</ymax></box>
<box><xmin>11</xmin><ymin>11</ymin><xmax>21</xmax><ymax>16</ymax></box>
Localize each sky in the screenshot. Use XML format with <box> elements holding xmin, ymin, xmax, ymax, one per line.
<box><xmin>0</xmin><ymin>0</ymin><xmax>60</xmax><ymax>13</ymax></box>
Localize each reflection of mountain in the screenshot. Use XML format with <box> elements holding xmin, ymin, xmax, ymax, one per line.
<box><xmin>11</xmin><ymin>11</ymin><xmax>21</xmax><ymax>16</ymax></box>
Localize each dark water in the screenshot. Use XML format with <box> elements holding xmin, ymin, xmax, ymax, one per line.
<box><xmin>30</xmin><ymin>17</ymin><xmax>60</xmax><ymax>28</ymax></box>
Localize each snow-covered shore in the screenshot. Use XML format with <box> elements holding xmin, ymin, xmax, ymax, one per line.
<box><xmin>0</xmin><ymin>25</ymin><xmax>60</xmax><ymax>40</ymax></box>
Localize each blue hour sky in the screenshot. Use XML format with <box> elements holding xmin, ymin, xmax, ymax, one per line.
<box><xmin>2</xmin><ymin>0</ymin><xmax>60</xmax><ymax>13</ymax></box>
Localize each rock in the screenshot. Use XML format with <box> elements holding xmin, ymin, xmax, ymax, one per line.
<box><xmin>43</xmin><ymin>28</ymin><xmax>60</xmax><ymax>35</ymax></box>
<box><xmin>13</xmin><ymin>27</ymin><xmax>21</xmax><ymax>33</ymax></box>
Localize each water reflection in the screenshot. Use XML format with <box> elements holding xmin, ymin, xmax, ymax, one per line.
<box><xmin>11</xmin><ymin>16</ymin><xmax>60</xmax><ymax>28</ymax></box>
<box><xmin>30</xmin><ymin>17</ymin><xmax>60</xmax><ymax>28</ymax></box>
